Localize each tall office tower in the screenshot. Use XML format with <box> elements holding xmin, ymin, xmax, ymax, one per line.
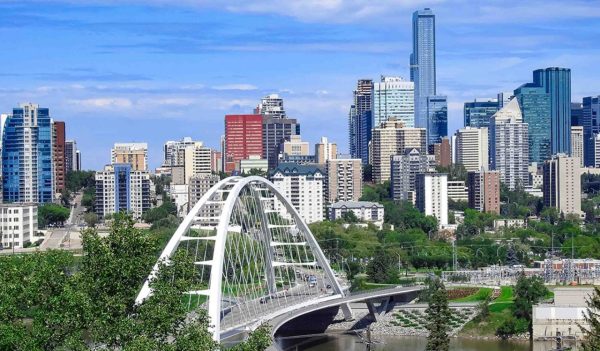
<box><xmin>489</xmin><ymin>98</ymin><xmax>530</xmax><ymax>190</ymax></box>
<box><xmin>426</xmin><ymin>95</ymin><xmax>448</xmax><ymax>145</ymax></box>
<box><xmin>371</xmin><ymin>119</ymin><xmax>426</xmax><ymax>183</ymax></box>
<box><xmin>210</xmin><ymin>149</ymin><xmax>222</xmax><ymax>173</ymax></box>
<box><xmin>464</xmin><ymin>98</ymin><xmax>499</xmax><ymax>128</ymax></box>
<box><xmin>543</xmin><ymin>154</ymin><xmax>581</xmax><ymax>216</ymax></box>
<box><xmin>349</xmin><ymin>79</ymin><xmax>373</xmax><ymax>164</ymax></box>
<box><xmin>391</xmin><ymin>148</ymin><xmax>436</xmax><ymax>202</ymax></box>
<box><xmin>2</xmin><ymin>103</ymin><xmax>54</xmax><ymax>203</ymax></box>
<box><xmin>254</xmin><ymin>94</ymin><xmax>286</xmax><ymax>119</ymax></box>
<box><xmin>270</xmin><ymin>163</ymin><xmax>324</xmax><ymax>224</ymax></box>
<box><xmin>533</xmin><ymin>67</ymin><xmax>572</xmax><ymax>155</ymax></box>
<box><xmin>455</xmin><ymin>127</ymin><xmax>488</xmax><ymax>172</ymax></box>
<box><xmin>65</xmin><ymin>140</ymin><xmax>79</xmax><ymax>172</ymax></box>
<box><xmin>410</xmin><ymin>8</ymin><xmax>436</xmax><ymax>130</ymax></box>
<box><xmin>111</xmin><ymin>143</ymin><xmax>148</xmax><ymax>171</ymax></box>
<box><xmin>571</xmin><ymin>102</ymin><xmax>583</xmax><ymax>126</ymax></box>
<box><xmin>224</xmin><ymin>114</ymin><xmax>263</xmax><ymax>173</ymax></box>
<box><xmin>467</xmin><ymin>170</ymin><xmax>500</xmax><ymax>215</ymax></box>
<box><xmin>595</xmin><ymin>134</ymin><xmax>600</xmax><ymax>168</ymax></box>
<box><xmin>315</xmin><ymin>137</ymin><xmax>337</xmax><ymax>164</ymax></box>
<box><xmin>262</xmin><ymin>115</ymin><xmax>300</xmax><ymax>169</ymax></box>
<box><xmin>163</xmin><ymin>137</ymin><xmax>197</xmax><ymax>166</ymax></box>
<box><xmin>325</xmin><ymin>158</ymin><xmax>362</xmax><ymax>203</ymax></box>
<box><xmin>571</xmin><ymin>126</ymin><xmax>584</xmax><ymax>167</ymax></box>
<box><xmin>53</xmin><ymin>121</ymin><xmax>66</xmax><ymax>194</ymax></box>
<box><xmin>372</xmin><ymin>76</ymin><xmax>415</xmax><ymax>127</ymax></box>
<box><xmin>583</xmin><ymin>96</ymin><xmax>600</xmax><ymax>166</ymax></box>
<box><xmin>429</xmin><ymin>136</ymin><xmax>451</xmax><ymax>167</ymax></box>
<box><xmin>415</xmin><ymin>173</ymin><xmax>448</xmax><ymax>227</ymax></box>
<box><xmin>514</xmin><ymin>84</ymin><xmax>551</xmax><ymax>163</ymax></box>
<box><xmin>95</xmin><ymin>163</ymin><xmax>151</xmax><ymax>220</ymax></box>
<box><xmin>497</xmin><ymin>92</ymin><xmax>514</xmax><ymax>108</ymax></box>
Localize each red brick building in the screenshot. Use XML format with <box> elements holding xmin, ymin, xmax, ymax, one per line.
<box><xmin>53</xmin><ymin>121</ymin><xmax>66</xmax><ymax>194</ymax></box>
<box><xmin>224</xmin><ymin>115</ymin><xmax>263</xmax><ymax>173</ymax></box>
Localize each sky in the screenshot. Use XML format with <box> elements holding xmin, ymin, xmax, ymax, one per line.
<box><xmin>0</xmin><ymin>0</ymin><xmax>599</xmax><ymax>170</ymax></box>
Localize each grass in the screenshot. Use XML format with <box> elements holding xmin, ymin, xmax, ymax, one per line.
<box><xmin>494</xmin><ymin>286</ymin><xmax>514</xmax><ymax>302</ymax></box>
<box><xmin>460</xmin><ymin>308</ymin><xmax>513</xmax><ymax>337</ymax></box>
<box><xmin>451</xmin><ymin>288</ymin><xmax>493</xmax><ymax>302</ymax></box>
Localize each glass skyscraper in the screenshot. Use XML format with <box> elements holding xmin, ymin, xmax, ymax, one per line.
<box><xmin>533</xmin><ymin>67</ymin><xmax>572</xmax><ymax>155</ymax></box>
<box><xmin>426</xmin><ymin>95</ymin><xmax>448</xmax><ymax>145</ymax></box>
<box><xmin>2</xmin><ymin>103</ymin><xmax>54</xmax><ymax>203</ymax></box>
<box><xmin>411</xmin><ymin>8</ymin><xmax>436</xmax><ymax>130</ymax></box>
<box><xmin>349</xmin><ymin>79</ymin><xmax>373</xmax><ymax>165</ymax></box>
<box><xmin>583</xmin><ymin>96</ymin><xmax>600</xmax><ymax>166</ymax></box>
<box><xmin>514</xmin><ymin>84</ymin><xmax>551</xmax><ymax>163</ymax></box>
<box><xmin>464</xmin><ymin>99</ymin><xmax>499</xmax><ymax>129</ymax></box>
<box><xmin>372</xmin><ymin>76</ymin><xmax>414</xmax><ymax>128</ymax></box>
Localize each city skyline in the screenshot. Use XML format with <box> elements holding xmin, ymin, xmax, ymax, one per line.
<box><xmin>1</xmin><ymin>1</ymin><xmax>599</xmax><ymax>169</ymax></box>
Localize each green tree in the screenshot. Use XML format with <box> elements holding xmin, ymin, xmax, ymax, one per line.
<box><xmin>580</xmin><ymin>286</ymin><xmax>600</xmax><ymax>350</ymax></box>
<box><xmin>425</xmin><ymin>277</ymin><xmax>451</xmax><ymax>351</ymax></box>
<box><xmin>366</xmin><ymin>248</ymin><xmax>398</xmax><ymax>284</ymax></box>
<box><xmin>513</xmin><ymin>274</ymin><xmax>549</xmax><ymax>339</ymax></box>
<box><xmin>38</xmin><ymin>203</ymin><xmax>70</xmax><ymax>228</ymax></box>
<box><xmin>83</xmin><ymin>212</ymin><xmax>98</xmax><ymax>227</ymax></box>
<box><xmin>341</xmin><ymin>211</ymin><xmax>359</xmax><ymax>223</ymax></box>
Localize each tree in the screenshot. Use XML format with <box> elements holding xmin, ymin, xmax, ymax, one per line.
<box><xmin>83</xmin><ymin>213</ymin><xmax>98</xmax><ymax>228</ymax></box>
<box><xmin>513</xmin><ymin>273</ymin><xmax>549</xmax><ymax>339</ymax></box>
<box><xmin>341</xmin><ymin>211</ymin><xmax>359</xmax><ymax>223</ymax></box>
<box><xmin>425</xmin><ymin>277</ymin><xmax>451</xmax><ymax>351</ymax></box>
<box><xmin>38</xmin><ymin>203</ymin><xmax>70</xmax><ymax>228</ymax></box>
<box><xmin>366</xmin><ymin>248</ymin><xmax>398</xmax><ymax>284</ymax></box>
<box><xmin>580</xmin><ymin>286</ymin><xmax>600</xmax><ymax>350</ymax></box>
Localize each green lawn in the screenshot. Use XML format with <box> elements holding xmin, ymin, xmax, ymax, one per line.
<box><xmin>451</xmin><ymin>288</ymin><xmax>492</xmax><ymax>302</ymax></box>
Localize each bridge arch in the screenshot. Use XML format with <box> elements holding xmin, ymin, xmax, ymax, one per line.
<box><xmin>136</xmin><ymin>176</ymin><xmax>350</xmax><ymax>342</ymax></box>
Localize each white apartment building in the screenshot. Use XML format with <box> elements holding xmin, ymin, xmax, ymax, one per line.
<box><xmin>447</xmin><ymin>180</ymin><xmax>468</xmax><ymax>202</ymax></box>
<box><xmin>571</xmin><ymin>126</ymin><xmax>584</xmax><ymax>167</ymax></box>
<box><xmin>325</xmin><ymin>158</ymin><xmax>362</xmax><ymax>203</ymax></box>
<box><xmin>95</xmin><ymin>164</ymin><xmax>151</xmax><ymax>220</ymax></box>
<box><xmin>416</xmin><ymin>173</ymin><xmax>448</xmax><ymax>227</ymax></box>
<box><xmin>270</xmin><ymin>163</ymin><xmax>324</xmax><ymax>224</ymax></box>
<box><xmin>372</xmin><ymin>76</ymin><xmax>415</xmax><ymax>128</ymax></box>
<box><xmin>455</xmin><ymin>127</ymin><xmax>488</xmax><ymax>172</ymax></box>
<box><xmin>0</xmin><ymin>204</ymin><xmax>37</xmax><ymax>249</ymax></box>
<box><xmin>164</xmin><ymin>138</ymin><xmax>212</xmax><ymax>184</ymax></box>
<box><xmin>328</xmin><ymin>201</ymin><xmax>384</xmax><ymax>224</ymax></box>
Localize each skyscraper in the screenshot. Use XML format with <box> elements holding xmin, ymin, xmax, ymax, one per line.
<box><xmin>254</xmin><ymin>94</ymin><xmax>286</xmax><ymax>119</ymax></box>
<box><xmin>372</xmin><ymin>76</ymin><xmax>414</xmax><ymax>128</ymax></box>
<box><xmin>543</xmin><ymin>154</ymin><xmax>581</xmax><ymax>216</ymax></box>
<box><xmin>455</xmin><ymin>127</ymin><xmax>488</xmax><ymax>172</ymax></box>
<box><xmin>464</xmin><ymin>98</ymin><xmax>499</xmax><ymax>129</ymax></box>
<box><xmin>53</xmin><ymin>121</ymin><xmax>66</xmax><ymax>194</ymax></box>
<box><xmin>65</xmin><ymin>140</ymin><xmax>80</xmax><ymax>172</ymax></box>
<box><xmin>262</xmin><ymin>116</ymin><xmax>300</xmax><ymax>169</ymax></box>
<box><xmin>583</xmin><ymin>96</ymin><xmax>600</xmax><ymax>166</ymax></box>
<box><xmin>349</xmin><ymin>79</ymin><xmax>373</xmax><ymax>165</ymax></box>
<box><xmin>224</xmin><ymin>114</ymin><xmax>263</xmax><ymax>173</ymax></box>
<box><xmin>533</xmin><ymin>67</ymin><xmax>572</xmax><ymax>155</ymax></box>
<box><xmin>415</xmin><ymin>173</ymin><xmax>448</xmax><ymax>227</ymax></box>
<box><xmin>467</xmin><ymin>170</ymin><xmax>500</xmax><ymax>215</ymax></box>
<box><xmin>315</xmin><ymin>137</ymin><xmax>337</xmax><ymax>164</ymax></box>
<box><xmin>2</xmin><ymin>103</ymin><xmax>54</xmax><ymax>203</ymax></box>
<box><xmin>514</xmin><ymin>84</ymin><xmax>551</xmax><ymax>163</ymax></box>
<box><xmin>411</xmin><ymin>8</ymin><xmax>436</xmax><ymax>130</ymax></box>
<box><xmin>571</xmin><ymin>126</ymin><xmax>584</xmax><ymax>167</ymax></box>
<box><xmin>391</xmin><ymin>148</ymin><xmax>436</xmax><ymax>202</ymax></box>
<box><xmin>95</xmin><ymin>163</ymin><xmax>151</xmax><ymax>220</ymax></box>
<box><xmin>325</xmin><ymin>158</ymin><xmax>362</xmax><ymax>203</ymax></box>
<box><xmin>571</xmin><ymin>102</ymin><xmax>583</xmax><ymax>126</ymax></box>
<box><xmin>426</xmin><ymin>95</ymin><xmax>448</xmax><ymax>145</ymax></box>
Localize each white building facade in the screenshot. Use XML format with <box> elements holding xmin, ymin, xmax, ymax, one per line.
<box><xmin>270</xmin><ymin>164</ymin><xmax>324</xmax><ymax>224</ymax></box>
<box><xmin>415</xmin><ymin>173</ymin><xmax>448</xmax><ymax>227</ymax></box>
<box><xmin>0</xmin><ymin>204</ymin><xmax>37</xmax><ymax>249</ymax></box>
<box><xmin>328</xmin><ymin>201</ymin><xmax>384</xmax><ymax>224</ymax></box>
<box><xmin>372</xmin><ymin>76</ymin><xmax>415</xmax><ymax>128</ymax></box>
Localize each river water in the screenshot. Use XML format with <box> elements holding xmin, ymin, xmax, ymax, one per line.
<box><xmin>278</xmin><ymin>335</ymin><xmax>580</xmax><ymax>351</ymax></box>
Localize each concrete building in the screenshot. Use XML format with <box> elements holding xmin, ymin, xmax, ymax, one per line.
<box><xmin>211</xmin><ymin>149</ymin><xmax>222</xmax><ymax>174</ymax></box>
<box><xmin>372</xmin><ymin>76</ymin><xmax>414</xmax><ymax>128</ymax></box>
<box><xmin>371</xmin><ymin>119</ymin><xmax>426</xmax><ymax>183</ymax></box>
<box><xmin>254</xmin><ymin>93</ymin><xmax>286</xmax><ymax>119</ymax></box>
<box><xmin>429</xmin><ymin>136</ymin><xmax>451</xmax><ymax>167</ymax></box>
<box><xmin>325</xmin><ymin>158</ymin><xmax>362</xmax><ymax>203</ymax></box>
<box><xmin>224</xmin><ymin>114</ymin><xmax>263</xmax><ymax>173</ymax></box>
<box><xmin>533</xmin><ymin>288</ymin><xmax>593</xmax><ymax>339</ymax></box>
<box><xmin>349</xmin><ymin>79</ymin><xmax>373</xmax><ymax>165</ymax></box>
<box><xmin>595</xmin><ymin>134</ymin><xmax>600</xmax><ymax>168</ymax></box>
<box><xmin>52</xmin><ymin>121</ymin><xmax>66</xmax><ymax>194</ymax></box>
<box><xmin>447</xmin><ymin>180</ymin><xmax>468</xmax><ymax>202</ymax></box>
<box><xmin>455</xmin><ymin>127</ymin><xmax>488</xmax><ymax>172</ymax></box>
<box><xmin>543</xmin><ymin>154</ymin><xmax>581</xmax><ymax>216</ymax></box>
<box><xmin>164</xmin><ymin>138</ymin><xmax>212</xmax><ymax>184</ymax></box>
<box><xmin>169</xmin><ymin>184</ymin><xmax>189</xmax><ymax>217</ymax></box>
<box><xmin>415</xmin><ymin>173</ymin><xmax>448</xmax><ymax>227</ymax></box>
<box><xmin>280</xmin><ymin>135</ymin><xmax>310</xmax><ymax>158</ymax></box>
<box><xmin>467</xmin><ymin>170</ymin><xmax>500</xmax><ymax>215</ymax></box>
<box><xmin>239</xmin><ymin>155</ymin><xmax>268</xmax><ymax>174</ymax></box>
<box><xmin>65</xmin><ymin>140</ymin><xmax>81</xmax><ymax>172</ymax></box>
<box><xmin>262</xmin><ymin>115</ymin><xmax>300</xmax><ymax>170</ymax></box>
<box><xmin>528</xmin><ymin>163</ymin><xmax>543</xmax><ymax>189</ymax></box>
<box><xmin>390</xmin><ymin>148</ymin><xmax>436</xmax><ymax>202</ymax></box>
<box><xmin>270</xmin><ymin>163</ymin><xmax>324</xmax><ymax>224</ymax></box>
<box><xmin>0</xmin><ymin>203</ymin><xmax>37</xmax><ymax>249</ymax></box>
<box><xmin>188</xmin><ymin>174</ymin><xmax>220</xmax><ymax>212</ymax></box>
<box><xmin>111</xmin><ymin>143</ymin><xmax>148</xmax><ymax>171</ymax></box>
<box><xmin>571</xmin><ymin>126</ymin><xmax>584</xmax><ymax>167</ymax></box>
<box><xmin>95</xmin><ymin>163</ymin><xmax>151</xmax><ymax>220</ymax></box>
<box><xmin>328</xmin><ymin>201</ymin><xmax>384</xmax><ymax>224</ymax></box>
<box><xmin>163</xmin><ymin>137</ymin><xmax>197</xmax><ymax>167</ymax></box>
<box><xmin>315</xmin><ymin>137</ymin><xmax>337</xmax><ymax>165</ymax></box>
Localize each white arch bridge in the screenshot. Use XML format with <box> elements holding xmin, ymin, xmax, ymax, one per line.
<box><xmin>135</xmin><ymin>176</ymin><xmax>420</xmax><ymax>343</ymax></box>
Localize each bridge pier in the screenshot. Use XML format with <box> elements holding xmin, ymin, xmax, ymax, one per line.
<box><xmin>365</xmin><ymin>296</ymin><xmax>391</xmax><ymax>322</ymax></box>
<box><xmin>340</xmin><ymin>302</ymin><xmax>354</xmax><ymax>321</ymax></box>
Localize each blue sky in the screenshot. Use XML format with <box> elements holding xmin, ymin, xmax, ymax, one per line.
<box><xmin>0</xmin><ymin>0</ymin><xmax>599</xmax><ymax>170</ymax></box>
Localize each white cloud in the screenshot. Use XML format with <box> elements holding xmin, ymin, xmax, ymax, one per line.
<box><xmin>68</xmin><ymin>97</ymin><xmax>133</xmax><ymax>108</ymax></box>
<box><xmin>211</xmin><ymin>83</ymin><xmax>258</xmax><ymax>91</ymax></box>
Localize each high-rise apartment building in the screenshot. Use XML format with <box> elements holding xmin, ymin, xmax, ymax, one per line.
<box><xmin>315</xmin><ymin>137</ymin><xmax>337</xmax><ymax>164</ymax></box>
<box><xmin>349</xmin><ymin>79</ymin><xmax>373</xmax><ymax>164</ymax></box>
<box><xmin>372</xmin><ymin>76</ymin><xmax>415</xmax><ymax>128</ymax></box>
<box><xmin>489</xmin><ymin>98</ymin><xmax>529</xmax><ymax>190</ymax></box>
<box><xmin>111</xmin><ymin>143</ymin><xmax>148</xmax><ymax>171</ymax></box>
<box><xmin>447</xmin><ymin>180</ymin><xmax>468</xmax><ymax>202</ymax></box>
<box><xmin>411</xmin><ymin>8</ymin><xmax>436</xmax><ymax>130</ymax></box>
<box><xmin>53</xmin><ymin>121</ymin><xmax>66</xmax><ymax>194</ymax></box>
<box><xmin>2</xmin><ymin>103</ymin><xmax>54</xmax><ymax>203</ymax></box>
<box><xmin>571</xmin><ymin>126</ymin><xmax>584</xmax><ymax>167</ymax></box>
<box><xmin>390</xmin><ymin>148</ymin><xmax>436</xmax><ymax>202</ymax></box>
<box><xmin>254</xmin><ymin>94</ymin><xmax>286</xmax><ymax>119</ymax></box>
<box><xmin>188</xmin><ymin>174</ymin><xmax>220</xmax><ymax>212</ymax></box>
<box><xmin>426</xmin><ymin>95</ymin><xmax>448</xmax><ymax>145</ymax></box>
<box><xmin>163</xmin><ymin>137</ymin><xmax>197</xmax><ymax>167</ymax></box>
<box><xmin>543</xmin><ymin>154</ymin><xmax>581</xmax><ymax>216</ymax></box>
<box><xmin>0</xmin><ymin>204</ymin><xmax>37</xmax><ymax>249</ymax></box>
<box><xmin>210</xmin><ymin>149</ymin><xmax>222</xmax><ymax>174</ymax></box>
<box><xmin>467</xmin><ymin>170</ymin><xmax>500</xmax><ymax>215</ymax></box>
<box><xmin>95</xmin><ymin>163</ymin><xmax>151</xmax><ymax>220</ymax></box>
<box><xmin>65</xmin><ymin>140</ymin><xmax>80</xmax><ymax>172</ymax></box>
<box><xmin>371</xmin><ymin>119</ymin><xmax>426</xmax><ymax>183</ymax></box>
<box><xmin>583</xmin><ymin>96</ymin><xmax>600</xmax><ymax>166</ymax></box>
<box><xmin>594</xmin><ymin>134</ymin><xmax>600</xmax><ymax>168</ymax></box>
<box><xmin>455</xmin><ymin>127</ymin><xmax>488</xmax><ymax>172</ymax></box>
<box><xmin>514</xmin><ymin>84</ymin><xmax>551</xmax><ymax>163</ymax></box>
<box><xmin>224</xmin><ymin>114</ymin><xmax>263</xmax><ymax>173</ymax></box>
<box><xmin>429</xmin><ymin>136</ymin><xmax>451</xmax><ymax>167</ymax></box>
<box><xmin>270</xmin><ymin>163</ymin><xmax>324</xmax><ymax>224</ymax></box>
<box><xmin>415</xmin><ymin>173</ymin><xmax>448</xmax><ymax>227</ymax></box>
<box><xmin>279</xmin><ymin>135</ymin><xmax>309</xmax><ymax>158</ymax></box>
<box><xmin>325</xmin><ymin>158</ymin><xmax>362</xmax><ymax>203</ymax></box>
<box><xmin>464</xmin><ymin>98</ymin><xmax>499</xmax><ymax>129</ymax></box>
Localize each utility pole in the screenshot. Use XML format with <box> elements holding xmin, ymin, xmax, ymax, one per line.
<box><xmin>452</xmin><ymin>240</ymin><xmax>457</xmax><ymax>271</ymax></box>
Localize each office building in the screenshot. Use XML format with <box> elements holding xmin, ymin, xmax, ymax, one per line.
<box><xmin>163</xmin><ymin>137</ymin><xmax>211</xmax><ymax>183</ymax></box>
<box><xmin>188</xmin><ymin>174</ymin><xmax>220</xmax><ymax>212</ymax></box>
<box><xmin>279</xmin><ymin>154</ymin><xmax>316</xmax><ymax>165</ymax></box>
<box><xmin>583</xmin><ymin>96</ymin><xmax>600</xmax><ymax>166</ymax></box>
<box><xmin>571</xmin><ymin>102</ymin><xmax>583</xmax><ymax>126</ymax></box>
<box><xmin>371</xmin><ymin>119</ymin><xmax>426</xmax><ymax>183</ymax></box>
<box><xmin>349</xmin><ymin>79</ymin><xmax>373</xmax><ymax>164</ymax></box>
<box><xmin>254</xmin><ymin>94</ymin><xmax>286</xmax><ymax>119</ymax></box>
<box><xmin>53</xmin><ymin>121</ymin><xmax>66</xmax><ymax>194</ymax></box>
<box><xmin>514</xmin><ymin>84</ymin><xmax>551</xmax><ymax>163</ymax></box>
<box><xmin>325</xmin><ymin>158</ymin><xmax>362</xmax><ymax>203</ymax></box>
<box><xmin>467</xmin><ymin>170</ymin><xmax>500</xmax><ymax>215</ymax></box>
<box><xmin>270</xmin><ymin>163</ymin><xmax>324</xmax><ymax>224</ymax></box>
<box><xmin>390</xmin><ymin>148</ymin><xmax>436</xmax><ymax>202</ymax></box>
<box><xmin>447</xmin><ymin>180</ymin><xmax>468</xmax><ymax>202</ymax></box>
<box><xmin>211</xmin><ymin>149</ymin><xmax>222</xmax><ymax>174</ymax></box>
<box><xmin>0</xmin><ymin>203</ymin><xmax>37</xmax><ymax>249</ymax></box>
<box><xmin>163</xmin><ymin>137</ymin><xmax>197</xmax><ymax>167</ymax></box>
<box><xmin>112</xmin><ymin>143</ymin><xmax>148</xmax><ymax>171</ymax></box>
<box><xmin>328</xmin><ymin>201</ymin><xmax>384</xmax><ymax>224</ymax></box>
<box><xmin>429</xmin><ymin>136</ymin><xmax>451</xmax><ymax>167</ymax></box>
<box><xmin>543</xmin><ymin>154</ymin><xmax>581</xmax><ymax>216</ymax></box>
<box><xmin>279</xmin><ymin>135</ymin><xmax>310</xmax><ymax>158</ymax></box>
<box><xmin>529</xmin><ymin>163</ymin><xmax>543</xmax><ymax>189</ymax></box>
<box><xmin>455</xmin><ymin>127</ymin><xmax>488</xmax><ymax>172</ymax></box>
<box><xmin>464</xmin><ymin>98</ymin><xmax>499</xmax><ymax>129</ymax></box>
<box><xmin>497</xmin><ymin>92</ymin><xmax>514</xmax><ymax>108</ymax></box>
<box><xmin>426</xmin><ymin>95</ymin><xmax>448</xmax><ymax>145</ymax></box>
<box><xmin>65</xmin><ymin>140</ymin><xmax>80</xmax><ymax>172</ymax></box>
<box><xmin>411</xmin><ymin>8</ymin><xmax>436</xmax><ymax>130</ymax></box>
<box><xmin>533</xmin><ymin>67</ymin><xmax>572</xmax><ymax>155</ymax></box>
<box><xmin>415</xmin><ymin>173</ymin><xmax>448</xmax><ymax>227</ymax></box>
<box><xmin>224</xmin><ymin>114</ymin><xmax>263</xmax><ymax>173</ymax></box>
<box><xmin>571</xmin><ymin>126</ymin><xmax>584</xmax><ymax>167</ymax></box>
<box><xmin>315</xmin><ymin>137</ymin><xmax>337</xmax><ymax>164</ymax></box>
<box><xmin>262</xmin><ymin>115</ymin><xmax>300</xmax><ymax>169</ymax></box>
<box><xmin>372</xmin><ymin>76</ymin><xmax>415</xmax><ymax>127</ymax></box>
<box><xmin>239</xmin><ymin>155</ymin><xmax>268</xmax><ymax>174</ymax></box>
<box><xmin>95</xmin><ymin>163</ymin><xmax>151</xmax><ymax>220</ymax></box>
<box><xmin>595</xmin><ymin>135</ymin><xmax>600</xmax><ymax>168</ymax></box>
<box><xmin>489</xmin><ymin>98</ymin><xmax>529</xmax><ymax>190</ymax></box>
<box><xmin>2</xmin><ymin>103</ymin><xmax>54</xmax><ymax>203</ymax></box>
